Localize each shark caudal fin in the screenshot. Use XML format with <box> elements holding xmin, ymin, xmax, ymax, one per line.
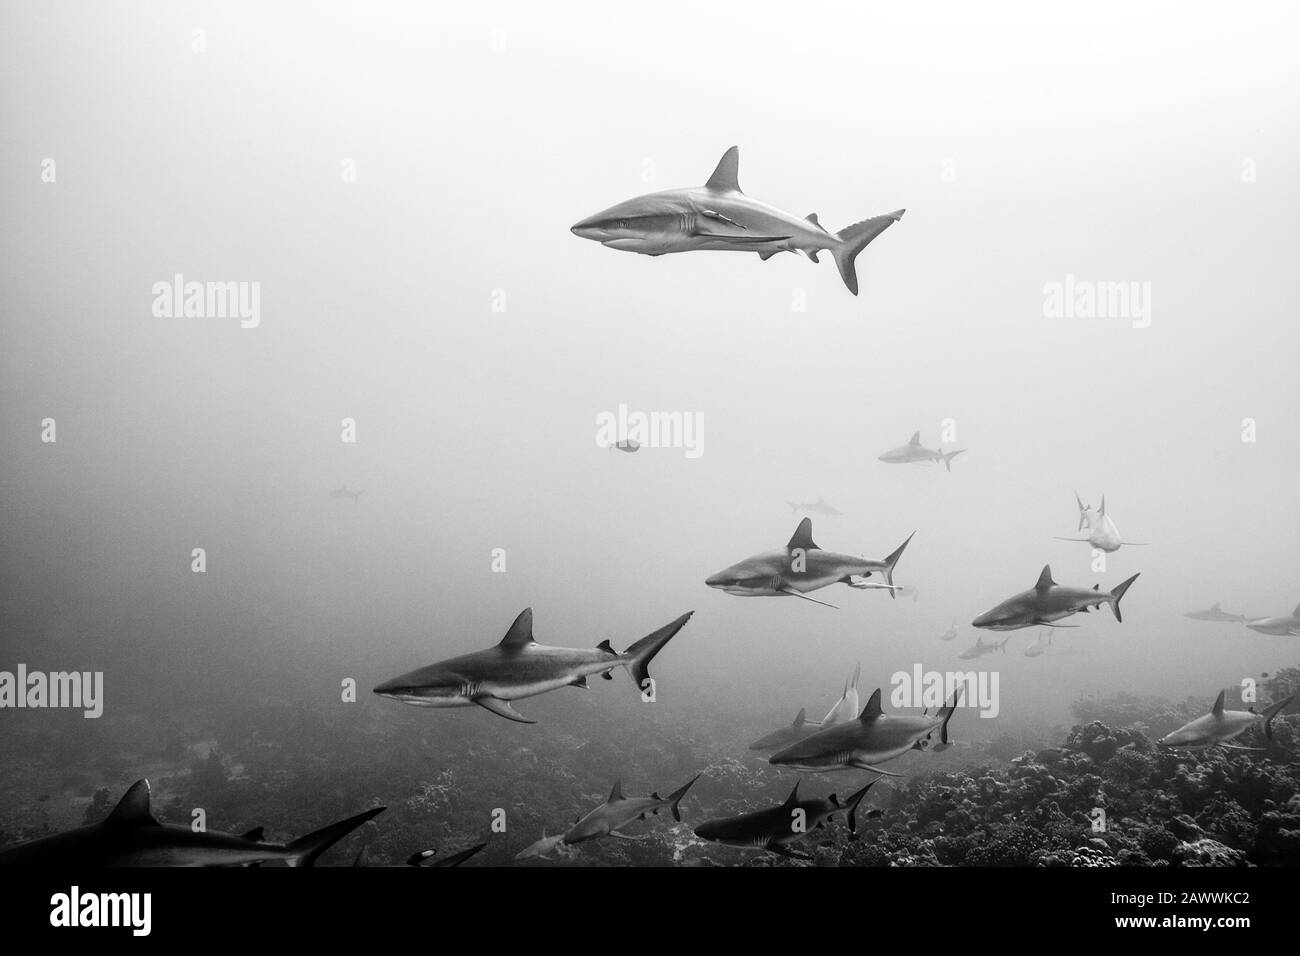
<box><xmin>845</xmin><ymin>779</ymin><xmax>878</xmax><ymax>834</ymax></box>
<box><xmin>666</xmin><ymin>774</ymin><xmax>702</xmax><ymax>822</ymax></box>
<box><xmin>285</xmin><ymin>806</ymin><xmax>386</xmax><ymax>867</ymax></box>
<box><xmin>831</xmin><ymin>210</ymin><xmax>905</xmax><ymax>296</ymax></box>
<box><xmin>938</xmin><ymin>449</ymin><xmax>965</xmax><ymax>472</ymax></box>
<box><xmin>880</xmin><ymin>531</ymin><xmax>916</xmax><ymax>599</ymax></box>
<box><xmin>622</xmin><ymin>611</ymin><xmax>694</xmax><ymax>694</ymax></box>
<box><xmin>1108</xmin><ymin>573</ymin><xmax>1141</xmax><ymax>622</ymax></box>
<box><xmin>1263</xmin><ymin>695</ymin><xmax>1295</xmax><ymax>739</ymax></box>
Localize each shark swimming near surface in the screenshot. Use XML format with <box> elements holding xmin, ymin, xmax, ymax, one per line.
<box><xmin>1053</xmin><ymin>493</ymin><xmax>1147</xmax><ymax>553</ymax></box>
<box><xmin>373</xmin><ymin>608</ymin><xmax>694</xmax><ymax>723</ymax></box>
<box><xmin>786</xmin><ymin>496</ymin><xmax>844</xmax><ymax>516</ymax></box>
<box><xmin>705</xmin><ymin>517</ymin><xmax>914</xmax><ymax>609</ymax></box>
<box><xmin>971</xmin><ymin>565</ymin><xmax>1140</xmax><ymax>631</ymax></box>
<box><xmin>959</xmin><ymin>635</ymin><xmax>1010</xmax><ymax>660</ymax></box>
<box><xmin>0</xmin><ymin>780</ymin><xmax>384</xmax><ymax>867</ymax></box>
<box><xmin>570</xmin><ymin>146</ymin><xmax>904</xmax><ymax>296</ymax></box>
<box><xmin>768</xmin><ymin>687</ymin><xmax>961</xmax><ymax>776</ymax></box>
<box><xmin>1184</xmin><ymin>602</ymin><xmax>1249</xmax><ymax>624</ymax></box>
<box><xmin>694</xmin><ymin>779</ymin><xmax>878</xmax><ymax>860</ymax></box>
<box><xmin>877</xmin><ymin>432</ymin><xmax>965</xmax><ymax>472</ymax></box>
<box><xmin>561</xmin><ymin>776</ymin><xmax>700</xmax><ymax>846</ymax></box>
<box><xmin>1158</xmin><ymin>690</ymin><xmax>1294</xmax><ymax>750</ymax></box>
<box><xmin>1245</xmin><ymin>602</ymin><xmax>1300</xmax><ymax>637</ymax></box>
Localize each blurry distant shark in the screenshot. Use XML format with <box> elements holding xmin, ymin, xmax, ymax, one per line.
<box><xmin>972</xmin><ymin>565</ymin><xmax>1140</xmax><ymax>631</ymax></box>
<box><xmin>330</xmin><ymin>485</ymin><xmax>363</xmax><ymax>503</ymax></box>
<box><xmin>1158</xmin><ymin>690</ymin><xmax>1294</xmax><ymax>750</ymax></box>
<box><xmin>1245</xmin><ymin>602</ymin><xmax>1300</xmax><ymax>636</ymax></box>
<box><xmin>877</xmin><ymin>432</ymin><xmax>965</xmax><ymax>472</ymax></box>
<box><xmin>769</xmin><ymin>687</ymin><xmax>961</xmax><ymax>776</ymax></box>
<box><xmin>514</xmin><ymin>831</ymin><xmax>575</xmax><ymax>861</ymax></box>
<box><xmin>694</xmin><ymin>779</ymin><xmax>877</xmax><ymax>860</ymax></box>
<box><xmin>1053</xmin><ymin>493</ymin><xmax>1147</xmax><ymax>552</ymax></box>
<box><xmin>609</xmin><ymin>439</ymin><xmax>640</xmax><ymax>453</ymax></box>
<box><xmin>1184</xmin><ymin>602</ymin><xmax>1249</xmax><ymax>624</ymax></box>
<box><xmin>0</xmin><ymin>780</ymin><xmax>384</xmax><ymax>867</ymax></box>
<box><xmin>749</xmin><ymin>707</ymin><xmax>823</xmax><ymax>751</ymax></box>
<box><xmin>821</xmin><ymin>663</ymin><xmax>861</xmax><ymax>726</ymax></box>
<box><xmin>959</xmin><ymin>635</ymin><xmax>1010</xmax><ymax>659</ymax></box>
<box><xmin>705</xmin><ymin>517</ymin><xmax>913</xmax><ymax>609</ymax></box>
<box><xmin>1024</xmin><ymin>631</ymin><xmax>1052</xmax><ymax>658</ymax></box>
<box><xmin>373</xmin><ymin>608</ymin><xmax>693</xmax><ymax>723</ymax></box>
<box><xmin>356</xmin><ymin>842</ymin><xmax>487</xmax><ymax>867</ymax></box>
<box><xmin>939</xmin><ymin>622</ymin><xmax>958</xmax><ymax>641</ymax></box>
<box><xmin>786</xmin><ymin>496</ymin><xmax>844</xmax><ymax>516</ymax></box>
<box><xmin>562</xmin><ymin>777</ymin><xmax>699</xmax><ymax>846</ymax></box>
<box><xmin>571</xmin><ymin>146</ymin><xmax>905</xmax><ymax>296</ymax></box>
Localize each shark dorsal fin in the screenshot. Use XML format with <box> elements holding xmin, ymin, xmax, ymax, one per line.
<box><xmin>106</xmin><ymin>779</ymin><xmax>158</xmax><ymax>827</ymax></box>
<box><xmin>1212</xmin><ymin>690</ymin><xmax>1225</xmax><ymax>717</ymax></box>
<box><xmin>1035</xmin><ymin>565</ymin><xmax>1056</xmax><ymax>591</ymax></box>
<box><xmin>908</xmin><ymin>431</ymin><xmax>921</xmax><ymax>446</ymax></box>
<box><xmin>704</xmin><ymin>146</ymin><xmax>741</xmax><ymax>192</ymax></box>
<box><xmin>860</xmin><ymin>688</ymin><xmax>884</xmax><ymax>720</ymax></box>
<box><xmin>806</xmin><ymin>213</ymin><xmax>828</xmax><ymax>233</ymax></box>
<box><xmin>608</xmin><ymin>781</ymin><xmax>624</xmax><ymax>802</ymax></box>
<box><xmin>596</xmin><ymin>639</ymin><xmax>614</xmax><ymax>653</ymax></box>
<box><xmin>240</xmin><ymin>827</ymin><xmax>265</xmax><ymax>842</ymax></box>
<box><xmin>782</xmin><ymin>782</ymin><xmax>800</xmax><ymax>807</ymax></box>
<box><xmin>1100</xmin><ymin>495</ymin><xmax>1106</xmax><ymax>517</ymax></box>
<box><xmin>793</xmin><ymin>707</ymin><xmax>807</xmax><ymax>726</ymax></box>
<box><xmin>1093</xmin><ymin>583</ymin><xmax>1100</xmax><ymax>591</ymax></box>
<box><xmin>499</xmin><ymin>609</ymin><xmax>534</xmax><ymax>647</ymax></box>
<box><xmin>787</xmin><ymin>517</ymin><xmax>819</xmax><ymax>551</ymax></box>
<box><xmin>1293</xmin><ymin>601</ymin><xmax>1300</xmax><ymax>618</ymax></box>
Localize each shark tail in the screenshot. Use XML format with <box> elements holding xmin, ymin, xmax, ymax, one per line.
<box><xmin>939</xmin><ymin>449</ymin><xmax>965</xmax><ymax>472</ymax></box>
<box><xmin>831</xmin><ymin>209</ymin><xmax>905</xmax><ymax>296</ymax></box>
<box><xmin>623</xmin><ymin>611</ymin><xmax>694</xmax><ymax>693</ymax></box>
<box><xmin>1263</xmin><ymin>695</ymin><xmax>1295</xmax><ymax>739</ymax></box>
<box><xmin>285</xmin><ymin>806</ymin><xmax>386</xmax><ymax>867</ymax></box>
<box><xmin>845</xmin><ymin>779</ymin><xmax>878</xmax><ymax>834</ymax></box>
<box><xmin>666</xmin><ymin>774</ymin><xmax>702</xmax><ymax>822</ymax></box>
<box><xmin>1108</xmin><ymin>573</ymin><xmax>1141</xmax><ymax>623</ymax></box>
<box><xmin>880</xmin><ymin>531</ymin><xmax>916</xmax><ymax>600</ymax></box>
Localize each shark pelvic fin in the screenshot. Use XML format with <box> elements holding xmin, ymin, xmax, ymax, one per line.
<box><xmin>474</xmin><ymin>697</ymin><xmax>536</xmax><ymax>724</ymax></box>
<box><xmin>107</xmin><ymin>780</ymin><xmax>159</xmax><ymax>828</ymax></box>
<box><xmin>787</xmin><ymin>516</ymin><xmax>820</xmax><ymax>551</ymax></box>
<box><xmin>498</xmin><ymin>608</ymin><xmax>534</xmax><ymax>648</ymax></box>
<box><xmin>704</xmin><ymin>146</ymin><xmax>741</xmax><ymax>192</ymax></box>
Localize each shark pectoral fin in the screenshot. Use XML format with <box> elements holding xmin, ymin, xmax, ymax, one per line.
<box><xmin>1221</xmin><ymin>743</ymin><xmax>1266</xmax><ymax>752</ymax></box>
<box><xmin>474</xmin><ymin>697</ymin><xmax>536</xmax><ymax>724</ymax></box>
<box><xmin>769</xmin><ymin>844</ymin><xmax>813</xmax><ymax>861</ymax></box>
<box><xmin>1038</xmin><ymin>621</ymin><xmax>1080</xmax><ymax>628</ymax></box>
<box><xmin>849</xmin><ymin>761</ymin><xmax>905</xmax><ymax>777</ymax></box>
<box><xmin>778</xmin><ymin>585</ymin><xmax>839</xmax><ymax>609</ymax></box>
<box><xmin>1052</xmin><ymin>537</ymin><xmax>1092</xmax><ymax>542</ymax></box>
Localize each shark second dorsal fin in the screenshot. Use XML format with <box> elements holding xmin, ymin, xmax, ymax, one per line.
<box><xmin>793</xmin><ymin>707</ymin><xmax>807</xmax><ymax>726</ymax></box>
<box><xmin>1212</xmin><ymin>690</ymin><xmax>1225</xmax><ymax>717</ymax></box>
<box><xmin>1035</xmin><ymin>565</ymin><xmax>1056</xmax><ymax>591</ymax></box>
<box><xmin>609</xmin><ymin>781</ymin><xmax>624</xmax><ymax>802</ymax></box>
<box><xmin>908</xmin><ymin>431</ymin><xmax>921</xmax><ymax>446</ymax></box>
<box><xmin>806</xmin><ymin>212</ymin><xmax>828</xmax><ymax>233</ymax></box>
<box><xmin>787</xmin><ymin>517</ymin><xmax>819</xmax><ymax>551</ymax></box>
<box><xmin>499</xmin><ymin>609</ymin><xmax>534</xmax><ymax>647</ymax></box>
<box><xmin>107</xmin><ymin>780</ymin><xmax>158</xmax><ymax>827</ymax></box>
<box><xmin>860</xmin><ymin>688</ymin><xmax>884</xmax><ymax>720</ymax></box>
<box><xmin>704</xmin><ymin>146</ymin><xmax>741</xmax><ymax>192</ymax></box>
<box><xmin>782</xmin><ymin>782</ymin><xmax>801</xmax><ymax>807</ymax></box>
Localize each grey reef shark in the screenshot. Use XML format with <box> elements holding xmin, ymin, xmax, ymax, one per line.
<box><xmin>329</xmin><ymin>484</ymin><xmax>363</xmax><ymax>503</ymax></box>
<box><xmin>705</xmin><ymin>517</ymin><xmax>914</xmax><ymax>609</ymax></box>
<box><xmin>749</xmin><ymin>664</ymin><xmax>861</xmax><ymax>751</ymax></box>
<box><xmin>878</xmin><ymin>431</ymin><xmax>965</xmax><ymax>472</ymax></box>
<box><xmin>972</xmin><ymin>565</ymin><xmax>1140</xmax><ymax>631</ymax></box>
<box><xmin>1053</xmin><ymin>493</ymin><xmax>1148</xmax><ymax>553</ymax></box>
<box><xmin>1245</xmin><ymin>601</ymin><xmax>1300</xmax><ymax>637</ymax></box>
<box><xmin>786</xmin><ymin>496</ymin><xmax>844</xmax><ymax>517</ymax></box>
<box><xmin>570</xmin><ymin>146</ymin><xmax>904</xmax><ymax>295</ymax></box>
<box><xmin>1184</xmin><ymin>602</ymin><xmax>1249</xmax><ymax>624</ymax></box>
<box><xmin>373</xmin><ymin>608</ymin><xmax>693</xmax><ymax>723</ymax></box>
<box><xmin>560</xmin><ymin>776</ymin><xmax>699</xmax><ymax>847</ymax></box>
<box><xmin>694</xmin><ymin>779</ymin><xmax>878</xmax><ymax>860</ymax></box>
<box><xmin>1158</xmin><ymin>690</ymin><xmax>1294</xmax><ymax>751</ymax></box>
<box><xmin>959</xmin><ymin>635</ymin><xmax>1010</xmax><ymax>660</ymax></box>
<box><xmin>355</xmin><ymin>842</ymin><xmax>487</xmax><ymax>867</ymax></box>
<box><xmin>0</xmin><ymin>780</ymin><xmax>384</xmax><ymax>867</ymax></box>
<box><xmin>768</xmin><ymin>687</ymin><xmax>962</xmax><ymax>776</ymax></box>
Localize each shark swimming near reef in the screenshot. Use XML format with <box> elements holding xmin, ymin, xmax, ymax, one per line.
<box><xmin>562</xmin><ymin>776</ymin><xmax>699</xmax><ymax>846</ymax></box>
<box><xmin>694</xmin><ymin>779</ymin><xmax>877</xmax><ymax>860</ymax></box>
<box><xmin>972</xmin><ymin>565</ymin><xmax>1140</xmax><ymax>631</ymax></box>
<box><xmin>1158</xmin><ymin>690</ymin><xmax>1294</xmax><ymax>750</ymax></box>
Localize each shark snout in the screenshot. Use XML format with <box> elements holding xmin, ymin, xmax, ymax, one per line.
<box><xmin>570</xmin><ymin>217</ymin><xmax>605</xmax><ymax>241</ymax></box>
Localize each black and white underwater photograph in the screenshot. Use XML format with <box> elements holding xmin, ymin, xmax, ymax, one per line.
<box><xmin>0</xmin><ymin>0</ymin><xmax>1297</xmax><ymax>938</ymax></box>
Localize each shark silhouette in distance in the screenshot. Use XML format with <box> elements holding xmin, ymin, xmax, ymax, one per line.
<box><xmin>354</xmin><ymin>842</ymin><xmax>487</xmax><ymax>867</ymax></box>
<box><xmin>786</xmin><ymin>496</ymin><xmax>844</xmax><ymax>516</ymax></box>
<box><xmin>1053</xmin><ymin>493</ymin><xmax>1147</xmax><ymax>552</ymax></box>
<box><xmin>373</xmin><ymin>608</ymin><xmax>693</xmax><ymax>724</ymax></box>
<box><xmin>877</xmin><ymin>432</ymin><xmax>965</xmax><ymax>472</ymax></box>
<box><xmin>705</xmin><ymin>518</ymin><xmax>914</xmax><ymax>609</ymax></box>
<box><xmin>1245</xmin><ymin>603</ymin><xmax>1300</xmax><ymax>637</ymax></box>
<box><xmin>609</xmin><ymin>439</ymin><xmax>641</xmax><ymax>453</ymax></box>
<box><xmin>939</xmin><ymin>622</ymin><xmax>959</xmax><ymax>642</ymax></box>
<box><xmin>570</xmin><ymin>146</ymin><xmax>904</xmax><ymax>296</ymax></box>
<box><xmin>769</xmin><ymin>687</ymin><xmax>961</xmax><ymax>776</ymax></box>
<box><xmin>694</xmin><ymin>780</ymin><xmax>878</xmax><ymax>860</ymax></box>
<box><xmin>329</xmin><ymin>484</ymin><xmax>363</xmax><ymax>503</ymax></box>
<box><xmin>748</xmin><ymin>707</ymin><xmax>823</xmax><ymax>752</ymax></box>
<box><xmin>514</xmin><ymin>831</ymin><xmax>576</xmax><ymax>861</ymax></box>
<box><xmin>561</xmin><ymin>777</ymin><xmax>699</xmax><ymax>846</ymax></box>
<box><xmin>959</xmin><ymin>635</ymin><xmax>1010</xmax><ymax>660</ymax></box>
<box><xmin>0</xmin><ymin>780</ymin><xmax>384</xmax><ymax>867</ymax></box>
<box><xmin>1184</xmin><ymin>602</ymin><xmax>1249</xmax><ymax>624</ymax></box>
<box><xmin>1024</xmin><ymin>631</ymin><xmax>1052</xmax><ymax>658</ymax></box>
<box><xmin>971</xmin><ymin>565</ymin><xmax>1140</xmax><ymax>631</ymax></box>
<box><xmin>1158</xmin><ymin>690</ymin><xmax>1295</xmax><ymax>751</ymax></box>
